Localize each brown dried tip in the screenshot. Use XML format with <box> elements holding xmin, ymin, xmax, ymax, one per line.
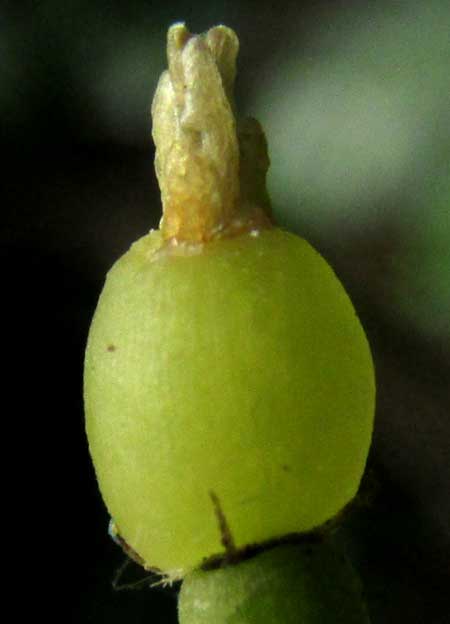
<box><xmin>151</xmin><ymin>23</ymin><xmax>272</xmax><ymax>243</ymax></box>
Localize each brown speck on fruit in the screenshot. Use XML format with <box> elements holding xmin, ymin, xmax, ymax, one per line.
<box><xmin>107</xmin><ymin>344</ymin><xmax>116</xmax><ymax>352</ymax></box>
<box><xmin>209</xmin><ymin>490</ymin><xmax>237</xmax><ymax>561</ymax></box>
<box><xmin>281</xmin><ymin>464</ymin><xmax>291</xmax><ymax>472</ymax></box>
<box><xmin>201</xmin><ymin>528</ymin><xmax>325</xmax><ymax>572</ymax></box>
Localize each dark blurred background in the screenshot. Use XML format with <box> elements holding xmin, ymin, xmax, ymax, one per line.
<box><xmin>3</xmin><ymin>1</ymin><xmax>449</xmax><ymax>622</ymax></box>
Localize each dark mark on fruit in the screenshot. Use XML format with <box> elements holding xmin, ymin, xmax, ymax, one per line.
<box><xmin>108</xmin><ymin>518</ymin><xmax>145</xmax><ymax>567</ymax></box>
<box><xmin>107</xmin><ymin>344</ymin><xmax>116</xmax><ymax>352</ymax></box>
<box><xmin>209</xmin><ymin>490</ymin><xmax>238</xmax><ymax>562</ymax></box>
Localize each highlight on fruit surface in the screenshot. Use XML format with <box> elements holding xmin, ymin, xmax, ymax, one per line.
<box><xmin>178</xmin><ymin>540</ymin><xmax>371</xmax><ymax>624</ymax></box>
<box><xmin>84</xmin><ymin>23</ymin><xmax>376</xmax><ymax>582</ymax></box>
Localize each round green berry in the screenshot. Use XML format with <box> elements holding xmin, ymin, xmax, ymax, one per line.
<box><xmin>84</xmin><ymin>227</ymin><xmax>375</xmax><ymax>579</ymax></box>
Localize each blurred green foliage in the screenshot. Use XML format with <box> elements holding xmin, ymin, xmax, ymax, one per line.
<box><xmin>250</xmin><ymin>0</ymin><xmax>450</xmax><ymax>346</ymax></box>
<box><xmin>395</xmin><ymin>164</ymin><xmax>450</xmax><ymax>342</ymax></box>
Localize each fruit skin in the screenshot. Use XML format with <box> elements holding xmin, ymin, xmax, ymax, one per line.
<box><xmin>178</xmin><ymin>541</ymin><xmax>371</xmax><ymax>623</ymax></box>
<box><xmin>84</xmin><ymin>227</ymin><xmax>375</xmax><ymax>579</ymax></box>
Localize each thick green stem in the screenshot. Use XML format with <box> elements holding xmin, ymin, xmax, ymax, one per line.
<box><xmin>178</xmin><ymin>541</ymin><xmax>371</xmax><ymax>624</ymax></box>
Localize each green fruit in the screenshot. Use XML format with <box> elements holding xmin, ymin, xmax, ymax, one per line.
<box><xmin>84</xmin><ymin>226</ymin><xmax>375</xmax><ymax>579</ymax></box>
<box><xmin>178</xmin><ymin>541</ymin><xmax>371</xmax><ymax>623</ymax></box>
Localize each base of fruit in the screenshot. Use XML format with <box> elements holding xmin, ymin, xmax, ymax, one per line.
<box><xmin>199</xmin><ymin>497</ymin><xmax>349</xmax><ymax>573</ymax></box>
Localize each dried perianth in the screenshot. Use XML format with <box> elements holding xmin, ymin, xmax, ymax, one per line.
<box><xmin>151</xmin><ymin>23</ymin><xmax>272</xmax><ymax>243</ymax></box>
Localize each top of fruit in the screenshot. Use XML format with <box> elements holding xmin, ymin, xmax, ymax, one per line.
<box><xmin>151</xmin><ymin>23</ymin><xmax>272</xmax><ymax>243</ymax></box>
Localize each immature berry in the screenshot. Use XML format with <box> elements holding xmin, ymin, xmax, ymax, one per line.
<box><xmin>84</xmin><ymin>24</ymin><xmax>375</xmax><ymax>582</ymax></box>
